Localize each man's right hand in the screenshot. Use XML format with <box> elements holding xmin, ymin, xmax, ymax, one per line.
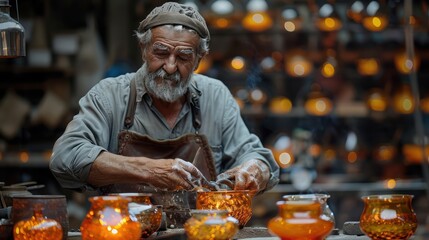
<box><xmin>88</xmin><ymin>152</ymin><xmax>208</xmax><ymax>191</ymax></box>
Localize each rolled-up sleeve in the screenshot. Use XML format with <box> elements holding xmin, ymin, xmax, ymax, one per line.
<box><xmin>49</xmin><ymin>79</ymin><xmax>126</xmax><ymax>191</ymax></box>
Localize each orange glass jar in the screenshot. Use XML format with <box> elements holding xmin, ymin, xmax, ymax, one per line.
<box><xmin>109</xmin><ymin>193</ymin><xmax>161</xmax><ymax>238</ymax></box>
<box><xmin>268</xmin><ymin>200</ymin><xmax>334</xmax><ymax>240</ymax></box>
<box><xmin>184</xmin><ymin>210</ymin><xmax>239</xmax><ymax>240</ymax></box>
<box><xmin>13</xmin><ymin>205</ymin><xmax>62</xmax><ymax>240</ymax></box>
<box><xmin>196</xmin><ymin>190</ymin><xmax>253</xmax><ymax>228</ymax></box>
<box><xmin>360</xmin><ymin>194</ymin><xmax>417</xmax><ymax>240</ymax></box>
<box><xmin>80</xmin><ymin>196</ymin><xmax>141</xmax><ymax>240</ymax></box>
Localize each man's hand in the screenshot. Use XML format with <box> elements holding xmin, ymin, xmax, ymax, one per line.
<box><xmin>216</xmin><ymin>159</ymin><xmax>270</xmax><ymax>192</ymax></box>
<box><xmin>142</xmin><ymin>158</ymin><xmax>208</xmax><ymax>191</ymax></box>
<box><xmin>88</xmin><ymin>152</ymin><xmax>209</xmax><ymax>191</ymax></box>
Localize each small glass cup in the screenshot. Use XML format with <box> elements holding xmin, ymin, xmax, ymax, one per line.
<box><xmin>184</xmin><ymin>209</ymin><xmax>239</xmax><ymax>240</ymax></box>
<box><xmin>359</xmin><ymin>194</ymin><xmax>418</xmax><ymax>240</ymax></box>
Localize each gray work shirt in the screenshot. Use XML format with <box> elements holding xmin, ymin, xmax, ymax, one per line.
<box><xmin>49</xmin><ymin>66</ymin><xmax>279</xmax><ymax>191</ymax></box>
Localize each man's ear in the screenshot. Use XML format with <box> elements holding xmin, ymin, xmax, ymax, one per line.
<box><xmin>139</xmin><ymin>42</ymin><xmax>146</xmax><ymax>61</ymax></box>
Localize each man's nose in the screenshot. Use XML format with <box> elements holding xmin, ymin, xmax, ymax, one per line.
<box><xmin>163</xmin><ymin>55</ymin><xmax>178</xmax><ymax>74</ymax></box>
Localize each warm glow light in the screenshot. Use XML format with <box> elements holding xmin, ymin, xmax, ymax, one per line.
<box><xmin>362</xmin><ymin>16</ymin><xmax>388</xmax><ymax>31</ymax></box>
<box><xmin>317</xmin><ymin>3</ymin><xmax>342</xmax><ymax>31</ymax></box>
<box><xmin>347</xmin><ymin>151</ymin><xmax>358</xmax><ymax>163</ymax></box>
<box><xmin>230</xmin><ymin>56</ymin><xmax>245</xmax><ymax>71</ymax></box>
<box><xmin>362</xmin><ymin>1</ymin><xmax>388</xmax><ymax>31</ymax></box>
<box><xmin>305</xmin><ymin>97</ymin><xmax>333</xmax><ymax>116</ymax></box>
<box><xmin>215</xmin><ymin>18</ymin><xmax>230</xmax><ymax>28</ymax></box>
<box><xmin>394</xmin><ymin>51</ymin><xmax>420</xmax><ymax>74</ymax></box>
<box><xmin>385</xmin><ymin>179</ymin><xmax>396</xmax><ymax>189</ymax></box>
<box><xmin>269</xmin><ymin>97</ymin><xmax>293</xmax><ymax>114</ymax></box>
<box><xmin>279</xmin><ymin>152</ymin><xmax>293</xmax><ymax>166</ymax></box>
<box><xmin>324</xmin><ymin>148</ymin><xmax>336</xmax><ymax>161</ymax></box>
<box><xmin>281</xmin><ymin>7</ymin><xmax>301</xmax><ymax>32</ymax></box>
<box><xmin>19</xmin><ymin>151</ymin><xmax>29</xmax><ymax>163</ymax></box>
<box><xmin>242</xmin><ymin>11</ymin><xmax>273</xmax><ymax>31</ymax></box>
<box><xmin>285</xmin><ymin>55</ymin><xmax>313</xmax><ymax>77</ymax></box>
<box><xmin>403</xmin><ymin>144</ymin><xmax>429</xmax><ymax>164</ymax></box>
<box><xmin>357</xmin><ymin>58</ymin><xmax>379</xmax><ymax>76</ymax></box>
<box><xmin>284</xmin><ymin>21</ymin><xmax>296</xmax><ymax>32</ymax></box>
<box><xmin>317</xmin><ymin>17</ymin><xmax>342</xmax><ymax>31</ymax></box>
<box><xmin>393</xmin><ymin>85</ymin><xmax>415</xmax><ymax>114</ymax></box>
<box><xmin>321</xmin><ymin>62</ymin><xmax>335</xmax><ymax>78</ymax></box>
<box><xmin>367</xmin><ymin>89</ymin><xmax>388</xmax><ymax>112</ymax></box>
<box><xmin>374</xmin><ymin>145</ymin><xmax>396</xmax><ymax>162</ymax></box>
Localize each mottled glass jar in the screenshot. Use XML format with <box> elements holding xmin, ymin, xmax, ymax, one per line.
<box><xmin>268</xmin><ymin>200</ymin><xmax>334</xmax><ymax>240</ymax></box>
<box><xmin>80</xmin><ymin>196</ymin><xmax>141</xmax><ymax>240</ymax></box>
<box><xmin>184</xmin><ymin>210</ymin><xmax>239</xmax><ymax>240</ymax></box>
<box><xmin>13</xmin><ymin>205</ymin><xmax>62</xmax><ymax>240</ymax></box>
<box><xmin>196</xmin><ymin>190</ymin><xmax>254</xmax><ymax>228</ymax></box>
<box><xmin>360</xmin><ymin>194</ymin><xmax>417</xmax><ymax>240</ymax></box>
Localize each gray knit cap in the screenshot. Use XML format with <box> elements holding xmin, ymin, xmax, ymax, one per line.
<box><xmin>138</xmin><ymin>2</ymin><xmax>210</xmax><ymax>41</ymax></box>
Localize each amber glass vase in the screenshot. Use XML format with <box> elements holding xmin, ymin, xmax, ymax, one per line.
<box><xmin>110</xmin><ymin>193</ymin><xmax>162</xmax><ymax>238</ymax></box>
<box><xmin>80</xmin><ymin>196</ymin><xmax>142</xmax><ymax>240</ymax></box>
<box><xmin>283</xmin><ymin>193</ymin><xmax>335</xmax><ymax>225</ymax></box>
<box><xmin>359</xmin><ymin>194</ymin><xmax>417</xmax><ymax>240</ymax></box>
<box><xmin>268</xmin><ymin>200</ymin><xmax>334</xmax><ymax>240</ymax></box>
<box><xmin>13</xmin><ymin>205</ymin><xmax>63</xmax><ymax>240</ymax></box>
<box><xmin>184</xmin><ymin>210</ymin><xmax>239</xmax><ymax>240</ymax></box>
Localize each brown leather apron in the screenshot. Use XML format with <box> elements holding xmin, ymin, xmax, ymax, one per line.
<box><xmin>101</xmin><ymin>78</ymin><xmax>216</xmax><ymax>215</ymax></box>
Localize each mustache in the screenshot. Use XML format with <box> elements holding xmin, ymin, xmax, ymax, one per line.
<box><xmin>154</xmin><ymin>69</ymin><xmax>181</xmax><ymax>83</ymax></box>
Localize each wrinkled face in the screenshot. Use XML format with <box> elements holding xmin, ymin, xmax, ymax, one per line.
<box><xmin>142</xmin><ymin>26</ymin><xmax>200</xmax><ymax>102</ymax></box>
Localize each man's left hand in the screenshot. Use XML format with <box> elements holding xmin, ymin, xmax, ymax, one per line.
<box><xmin>216</xmin><ymin>159</ymin><xmax>270</xmax><ymax>193</ymax></box>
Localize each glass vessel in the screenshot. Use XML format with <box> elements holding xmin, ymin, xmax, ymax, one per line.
<box><xmin>109</xmin><ymin>193</ymin><xmax>161</xmax><ymax>238</ymax></box>
<box><xmin>184</xmin><ymin>209</ymin><xmax>239</xmax><ymax>240</ymax></box>
<box><xmin>13</xmin><ymin>205</ymin><xmax>62</xmax><ymax>240</ymax></box>
<box><xmin>196</xmin><ymin>190</ymin><xmax>253</xmax><ymax>228</ymax></box>
<box><xmin>359</xmin><ymin>194</ymin><xmax>417</xmax><ymax>240</ymax></box>
<box><xmin>268</xmin><ymin>200</ymin><xmax>334</xmax><ymax>240</ymax></box>
<box><xmin>80</xmin><ymin>196</ymin><xmax>142</xmax><ymax>240</ymax></box>
<box><xmin>283</xmin><ymin>193</ymin><xmax>335</xmax><ymax>225</ymax></box>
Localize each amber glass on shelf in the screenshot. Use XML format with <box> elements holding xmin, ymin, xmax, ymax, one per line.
<box><xmin>80</xmin><ymin>196</ymin><xmax>142</xmax><ymax>240</ymax></box>
<box><xmin>13</xmin><ymin>205</ymin><xmax>62</xmax><ymax>240</ymax></box>
<box><xmin>109</xmin><ymin>193</ymin><xmax>162</xmax><ymax>238</ymax></box>
<box><xmin>196</xmin><ymin>190</ymin><xmax>254</xmax><ymax>228</ymax></box>
<box><xmin>184</xmin><ymin>209</ymin><xmax>239</xmax><ymax>240</ymax></box>
<box><xmin>359</xmin><ymin>194</ymin><xmax>417</xmax><ymax>240</ymax></box>
<box><xmin>268</xmin><ymin>200</ymin><xmax>334</xmax><ymax>240</ymax></box>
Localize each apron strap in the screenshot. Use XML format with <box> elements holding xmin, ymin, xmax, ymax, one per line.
<box><xmin>190</xmin><ymin>89</ymin><xmax>202</xmax><ymax>133</ymax></box>
<box><xmin>124</xmin><ymin>78</ymin><xmax>137</xmax><ymax>129</ymax></box>
<box><xmin>124</xmin><ymin>77</ymin><xmax>202</xmax><ymax>133</ymax></box>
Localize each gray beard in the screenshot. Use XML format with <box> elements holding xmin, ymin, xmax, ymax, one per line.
<box><xmin>143</xmin><ymin>65</ymin><xmax>191</xmax><ymax>103</ymax></box>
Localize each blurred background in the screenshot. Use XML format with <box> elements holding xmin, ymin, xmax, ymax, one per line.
<box><xmin>0</xmin><ymin>0</ymin><xmax>428</xmax><ymax>232</ymax></box>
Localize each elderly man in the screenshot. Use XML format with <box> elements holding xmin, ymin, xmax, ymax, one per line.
<box><xmin>49</xmin><ymin>2</ymin><xmax>279</xmax><ymax>196</ymax></box>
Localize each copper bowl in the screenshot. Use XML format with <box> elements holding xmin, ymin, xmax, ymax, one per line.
<box><xmin>196</xmin><ymin>190</ymin><xmax>255</xmax><ymax>228</ymax></box>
